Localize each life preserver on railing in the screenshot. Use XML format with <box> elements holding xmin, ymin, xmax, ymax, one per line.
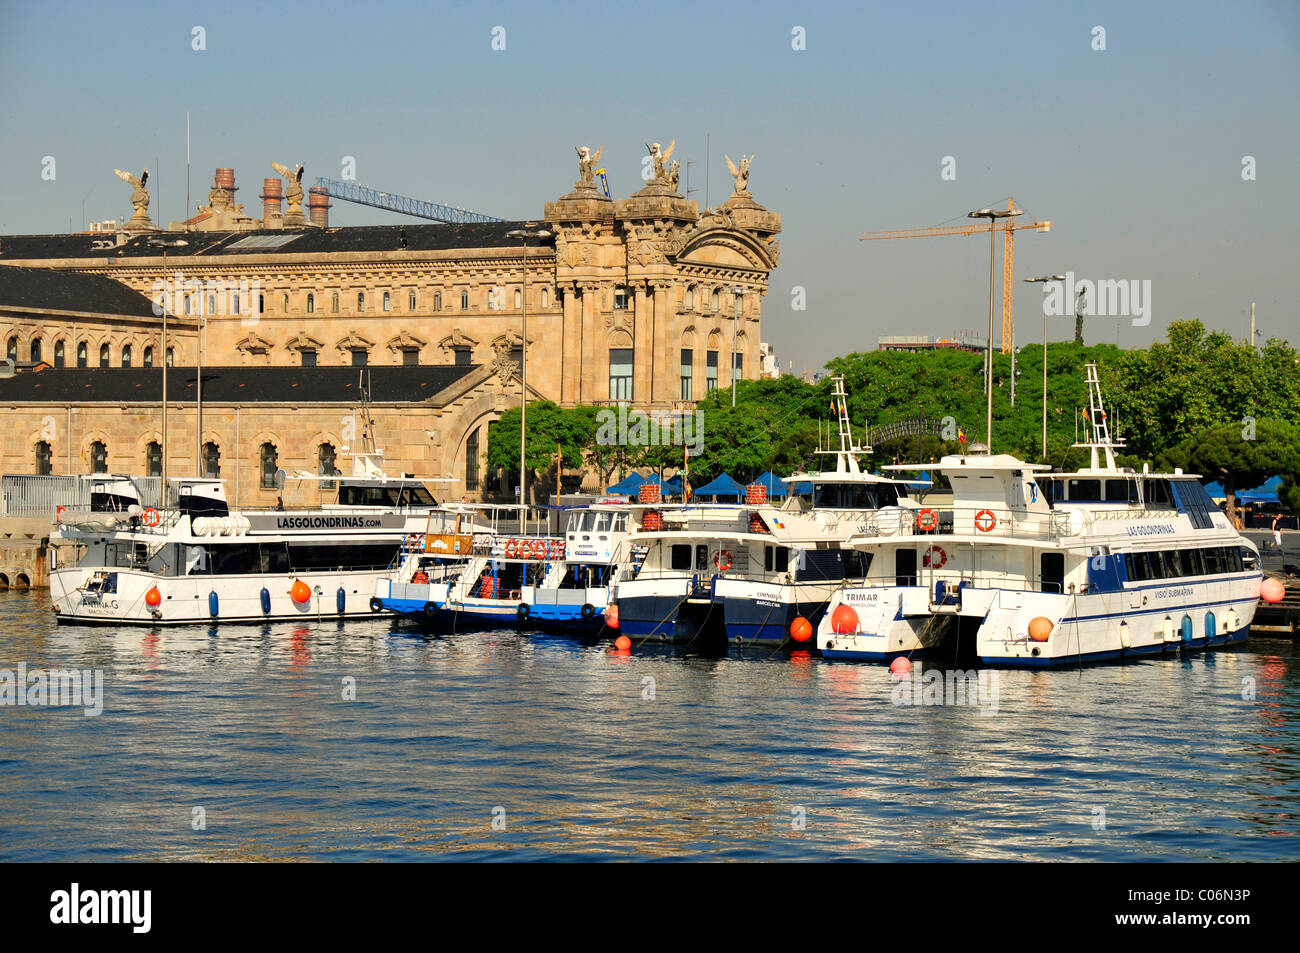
<box><xmin>403</xmin><ymin>534</ymin><xmax>420</xmax><ymax>550</ymax></box>
<box><xmin>713</xmin><ymin>549</ymin><xmax>733</xmax><ymax>571</ymax></box>
<box><xmin>504</xmin><ymin>538</ymin><xmax>518</xmax><ymax>558</ymax></box>
<box><xmin>545</xmin><ymin>539</ymin><xmax>561</xmax><ymax>560</ymax></box>
<box><xmin>143</xmin><ymin>507</ymin><xmax>161</xmax><ymax>527</ymax></box>
<box><xmin>923</xmin><ymin>545</ymin><xmax>947</xmax><ymax>569</ymax></box>
<box><xmin>56</xmin><ymin>505</ymin><xmax>66</xmax><ymax>523</ymax></box>
<box><xmin>974</xmin><ymin>509</ymin><xmax>997</xmax><ymax>533</ymax></box>
<box><xmin>531</xmin><ymin>540</ymin><xmax>545</xmax><ymax>560</ymax></box>
<box><xmin>916</xmin><ymin>508</ymin><xmax>939</xmax><ymax>532</ymax></box>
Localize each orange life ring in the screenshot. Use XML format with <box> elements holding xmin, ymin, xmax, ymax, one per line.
<box><xmin>143</xmin><ymin>507</ymin><xmax>161</xmax><ymax>527</ymax></box>
<box><xmin>974</xmin><ymin>509</ymin><xmax>997</xmax><ymax>533</ymax></box>
<box><xmin>56</xmin><ymin>505</ymin><xmax>66</xmax><ymax>523</ymax></box>
<box><xmin>923</xmin><ymin>545</ymin><xmax>947</xmax><ymax>569</ymax></box>
<box><xmin>916</xmin><ymin>508</ymin><xmax>939</xmax><ymax>532</ymax></box>
<box><xmin>528</xmin><ymin>540</ymin><xmax>542</xmax><ymax>559</ymax></box>
<box><xmin>713</xmin><ymin>549</ymin><xmax>733</xmax><ymax>571</ymax></box>
<box><xmin>504</xmin><ymin>538</ymin><xmax>518</xmax><ymax>558</ymax></box>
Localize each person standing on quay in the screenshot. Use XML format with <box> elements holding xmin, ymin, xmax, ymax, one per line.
<box><xmin>1273</xmin><ymin>515</ymin><xmax>1284</xmax><ymax>554</ymax></box>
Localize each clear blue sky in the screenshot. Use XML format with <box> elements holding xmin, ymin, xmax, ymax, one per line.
<box><xmin>2</xmin><ymin>0</ymin><xmax>1296</xmax><ymax>372</ymax></box>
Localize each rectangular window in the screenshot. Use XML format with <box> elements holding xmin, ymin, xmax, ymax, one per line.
<box><xmin>733</xmin><ymin>351</ymin><xmax>743</xmax><ymax>382</ymax></box>
<box><xmin>465</xmin><ymin>428</ymin><xmax>479</xmax><ymax>491</ymax></box>
<box><xmin>680</xmin><ymin>348</ymin><xmax>693</xmax><ymax>401</ymax></box>
<box><xmin>454</xmin><ymin>347</ymin><xmax>472</xmax><ymax>366</ymax></box>
<box><xmin>402</xmin><ymin>349</ymin><xmax>418</xmax><ymax>367</ymax></box>
<box><xmin>706</xmin><ymin>351</ymin><xmax>718</xmax><ymax>392</ymax></box>
<box><xmin>671</xmin><ymin>544</ymin><xmax>692</xmax><ymax>571</ymax></box>
<box><xmin>609</xmin><ymin>348</ymin><xmax>633</xmax><ymax>402</ymax></box>
<box><xmin>301</xmin><ymin>349</ymin><xmax>317</xmax><ymax>367</ymax></box>
<box><xmin>351</xmin><ymin>349</ymin><xmax>367</xmax><ymax>367</ymax></box>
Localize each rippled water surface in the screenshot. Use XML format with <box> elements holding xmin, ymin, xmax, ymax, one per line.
<box><xmin>0</xmin><ymin>590</ymin><xmax>1296</xmax><ymax>861</ymax></box>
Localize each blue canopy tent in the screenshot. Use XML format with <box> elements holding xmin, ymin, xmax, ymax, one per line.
<box><xmin>752</xmin><ymin>471</ymin><xmax>789</xmax><ymax>498</ymax></box>
<box><xmin>605</xmin><ymin>473</ymin><xmax>646</xmax><ymax>496</ymax></box>
<box><xmin>692</xmin><ymin>472</ymin><xmax>745</xmax><ymax>501</ymax></box>
<box><xmin>1239</xmin><ymin>476</ymin><xmax>1283</xmax><ymax>504</ymax></box>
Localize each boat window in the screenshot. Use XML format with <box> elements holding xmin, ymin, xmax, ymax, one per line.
<box><xmin>1104</xmin><ymin>479</ymin><xmax>1135</xmax><ymax>502</ymax></box>
<box><xmin>695</xmin><ymin>544</ymin><xmax>708</xmax><ymax>571</ymax></box>
<box><xmin>613</xmin><ymin>513</ymin><xmax>627</xmax><ymax>532</ymax></box>
<box><xmin>842</xmin><ymin>549</ymin><xmax>867</xmax><ymax>578</ymax></box>
<box><xmin>1226</xmin><ymin>547</ymin><xmax>1244</xmax><ymax>572</ymax></box>
<box><xmin>1145</xmin><ymin>479</ymin><xmax>1173</xmax><ymax>508</ymax></box>
<box><xmin>1160</xmin><ymin>551</ymin><xmax>1181</xmax><ymax>578</ymax></box>
<box><xmin>1178</xmin><ymin>549</ymin><xmax>1198</xmax><ymax>576</ymax></box>
<box><xmin>1132</xmin><ymin>552</ymin><xmax>1153</xmax><ymax>581</ymax></box>
<box><xmin>1186</xmin><ymin>548</ymin><xmax>1205</xmax><ymax>576</ymax></box>
<box><xmin>895</xmin><ymin>548</ymin><xmax>917</xmax><ymax>587</ymax></box>
<box><xmin>1068</xmin><ymin>479</ymin><xmax>1101</xmax><ymax>501</ymax></box>
<box><xmin>1203</xmin><ymin>547</ymin><xmax>1222</xmax><ymax>575</ymax></box>
<box><xmin>764</xmin><ymin>546</ymin><xmax>773</xmax><ymax>572</ymax></box>
<box><xmin>670</xmin><ymin>544</ymin><xmax>692</xmax><ymax>571</ymax></box>
<box><xmin>288</xmin><ymin>543</ymin><xmax>400</xmax><ymax>572</ymax></box>
<box><xmin>594</xmin><ymin>512</ymin><xmax>611</xmax><ymax>533</ymax></box>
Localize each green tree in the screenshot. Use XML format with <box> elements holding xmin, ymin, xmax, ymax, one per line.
<box><xmin>1159</xmin><ymin>419</ymin><xmax>1300</xmax><ymax>524</ymax></box>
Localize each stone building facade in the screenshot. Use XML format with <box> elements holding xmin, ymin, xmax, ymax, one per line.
<box><xmin>0</xmin><ymin>146</ymin><xmax>781</xmax><ymax>500</ymax></box>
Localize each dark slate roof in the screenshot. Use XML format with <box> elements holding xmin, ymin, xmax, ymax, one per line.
<box><xmin>0</xmin><ymin>264</ymin><xmax>158</xmax><ymax>317</ymax></box>
<box><xmin>0</xmin><ymin>364</ymin><xmax>479</xmax><ymax>404</ymax></box>
<box><xmin>0</xmin><ymin>222</ymin><xmax>556</xmax><ymax>261</ymax></box>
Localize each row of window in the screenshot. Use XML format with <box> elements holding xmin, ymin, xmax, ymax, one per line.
<box><xmin>1122</xmin><ymin>546</ymin><xmax>1250</xmax><ymax>582</ymax></box>
<box><xmin>257</xmin><ymin>288</ymin><xmax>553</xmax><ymax>316</ymax></box>
<box><xmin>32</xmin><ymin>439</ymin><xmax>338</xmax><ymax>488</ymax></box>
<box><xmin>178</xmin><ymin>284</ymin><xmax>748</xmax><ymax>317</ymax></box>
<box><xmin>7</xmin><ymin>336</ymin><xmax>174</xmax><ymax>368</ymax></box>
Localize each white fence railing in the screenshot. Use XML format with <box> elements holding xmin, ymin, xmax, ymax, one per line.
<box><xmin>1</xmin><ymin>475</ymin><xmax>164</xmax><ymax>517</ymax></box>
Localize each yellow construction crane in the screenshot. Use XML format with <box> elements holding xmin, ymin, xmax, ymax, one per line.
<box><xmin>861</xmin><ymin>198</ymin><xmax>1050</xmax><ymax>353</ymax></box>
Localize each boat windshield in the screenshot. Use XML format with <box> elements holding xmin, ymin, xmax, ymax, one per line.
<box><xmin>337</xmin><ymin>483</ymin><xmax>438</xmax><ymax>508</ymax></box>
<box><xmin>812</xmin><ymin>482</ymin><xmax>904</xmax><ymax>509</ymax></box>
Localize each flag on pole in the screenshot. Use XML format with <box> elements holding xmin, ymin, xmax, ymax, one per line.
<box><xmin>958</xmin><ymin>427</ymin><xmax>966</xmax><ymax>446</ymax></box>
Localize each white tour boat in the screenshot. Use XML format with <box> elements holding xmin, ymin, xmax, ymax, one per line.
<box><xmin>816</xmin><ymin>364</ymin><xmax>1263</xmax><ymax>666</ymax></box>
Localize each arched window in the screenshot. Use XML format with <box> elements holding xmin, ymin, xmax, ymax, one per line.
<box><xmin>331</xmin><ymin>292</ymin><xmax>339</xmax><ymax>313</ymax></box>
<box><xmin>281</xmin><ymin>293</ymin><xmax>289</xmax><ymax>313</ymax></box>
<box><xmin>307</xmin><ymin>293</ymin><xmax>315</xmax><ymax>314</ymax></box>
<box><xmin>165</xmin><ymin>347</ymin><xmax>174</xmax><ymax>367</ymax></box>
<box><xmin>711</xmin><ymin>288</ymin><xmax>720</xmax><ymax>313</ymax></box>
<box><xmin>99</xmin><ymin>343</ymin><xmax>110</xmax><ymax>367</ymax></box>
<box><xmin>209</xmin><ymin>294</ymin><xmax>217</xmax><ymax>315</ymax></box>
<box><xmin>77</xmin><ymin>342</ymin><xmax>87</xmax><ymax>368</ymax></box>
<box><xmin>684</xmin><ymin>285</ymin><xmax>695</xmax><ymax>310</ymax></box>
<box><xmin>145</xmin><ymin>441</ymin><xmax>162</xmax><ymax>477</ymax></box>
<box><xmin>318</xmin><ymin>443</ymin><xmax>338</xmax><ymax>490</ymax></box>
<box><xmin>121</xmin><ymin>344</ymin><xmax>132</xmax><ymax>368</ymax></box>
<box><xmin>460</xmin><ymin>290</ymin><xmax>469</xmax><ymax>309</ymax></box>
<box><xmin>260</xmin><ymin>442</ymin><xmax>279</xmax><ymax>489</ymax></box>
<box><xmin>514</xmin><ymin>289</ymin><xmax>522</xmax><ymax>310</ymax></box>
<box><xmin>357</xmin><ymin>292</ymin><xmax>365</xmax><ymax>312</ymax></box>
<box><xmin>408</xmin><ymin>291</ymin><xmax>417</xmax><ymax>311</ymax></box>
<box><xmin>184</xmin><ymin>295</ymin><xmax>192</xmax><ymax>315</ymax></box>
<box><xmin>613</xmin><ymin>286</ymin><xmax>628</xmax><ymax>310</ymax></box>
<box><xmin>34</xmin><ymin>441</ymin><xmax>52</xmax><ymax>476</ymax></box>
<box><xmin>5</xmin><ymin>336</ymin><xmax>16</xmax><ymax>363</ymax></box>
<box><xmin>54</xmin><ymin>340</ymin><xmax>65</xmax><ymax>368</ymax></box>
<box><xmin>232</xmin><ymin>293</ymin><xmax>240</xmax><ymax>314</ymax></box>
<box><xmin>434</xmin><ymin>291</ymin><xmax>442</xmax><ymax>311</ymax></box>
<box><xmin>383</xmin><ymin>291</ymin><xmax>391</xmax><ymax>312</ymax></box>
<box><xmin>143</xmin><ymin>346</ymin><xmax>153</xmax><ymax>367</ymax></box>
<box><xmin>540</xmin><ymin>287</ymin><xmax>549</xmax><ymax>309</ymax></box>
<box><xmin>258</xmin><ymin>294</ymin><xmax>265</xmax><ymax>314</ymax></box>
<box><xmin>30</xmin><ymin>338</ymin><xmax>42</xmax><ymax>364</ymax></box>
<box><xmin>89</xmin><ymin>440</ymin><xmax>107</xmax><ymax>474</ymax></box>
<box><xmin>202</xmin><ymin>441</ymin><xmax>221</xmax><ymax>478</ymax></box>
<box><xmin>465</xmin><ymin>427</ymin><xmax>480</xmax><ymax>491</ymax></box>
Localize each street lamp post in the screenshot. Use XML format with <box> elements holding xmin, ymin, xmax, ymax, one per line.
<box><xmin>1025</xmin><ymin>275</ymin><xmax>1066</xmax><ymax>461</ymax></box>
<box><xmin>506</xmin><ymin>226</ymin><xmax>552</xmax><ymax>509</ymax></box>
<box><xmin>968</xmin><ymin>204</ymin><xmax>1022</xmax><ymax>451</ymax></box>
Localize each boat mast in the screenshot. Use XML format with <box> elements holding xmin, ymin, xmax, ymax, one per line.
<box><xmin>1073</xmin><ymin>361</ymin><xmax>1123</xmax><ymax>471</ymax></box>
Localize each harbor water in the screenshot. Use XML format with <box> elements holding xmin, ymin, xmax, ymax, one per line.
<box><xmin>0</xmin><ymin>589</ymin><xmax>1296</xmax><ymax>861</ymax></box>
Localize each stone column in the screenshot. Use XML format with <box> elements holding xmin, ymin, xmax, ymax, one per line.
<box><xmin>651</xmin><ymin>282</ymin><xmax>675</xmax><ymax>408</ymax></box>
<box><xmin>560</xmin><ymin>283</ymin><xmax>581</xmax><ymax>405</ymax></box>
<box><xmin>632</xmin><ymin>284</ymin><xmax>650</xmax><ymax>405</ymax></box>
<box><xmin>580</xmin><ymin>283</ymin><xmax>601</xmax><ymax>403</ymax></box>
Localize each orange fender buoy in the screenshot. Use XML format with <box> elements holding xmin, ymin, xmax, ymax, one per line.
<box><xmin>831</xmin><ymin>603</ymin><xmax>859</xmax><ymax>635</ymax></box>
<box><xmin>790</xmin><ymin>616</ymin><xmax>813</xmax><ymax>642</ymax></box>
<box><xmin>290</xmin><ymin>579</ymin><xmax>312</xmax><ymax>604</ymax></box>
<box><xmin>145</xmin><ymin>586</ymin><xmax>162</xmax><ymax>608</ymax></box>
<box><xmin>1261</xmin><ymin>577</ymin><xmax>1286</xmax><ymax>604</ymax></box>
<box><xmin>1028</xmin><ymin>616</ymin><xmax>1053</xmax><ymax>642</ymax></box>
